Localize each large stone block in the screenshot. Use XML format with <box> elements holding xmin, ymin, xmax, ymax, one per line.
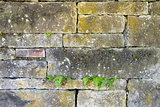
<box><xmin>119</xmin><ymin>0</ymin><xmax>156</xmax><ymax>1</ymax></box>
<box><xmin>78</xmin><ymin>15</ymin><xmax>125</xmax><ymax>33</ymax></box>
<box><xmin>0</xmin><ymin>60</ymin><xmax>47</xmax><ymax>78</ymax></box>
<box><xmin>0</xmin><ymin>48</ymin><xmax>15</xmax><ymax>60</ymax></box>
<box><xmin>46</xmin><ymin>48</ymin><xmax>160</xmax><ymax>79</ymax></box>
<box><xmin>127</xmin><ymin>16</ymin><xmax>160</xmax><ymax>46</ymax></box>
<box><xmin>0</xmin><ymin>3</ymin><xmax>76</xmax><ymax>33</ymax></box>
<box><xmin>63</xmin><ymin>34</ymin><xmax>124</xmax><ymax>47</ymax></box>
<box><xmin>77</xmin><ymin>90</ymin><xmax>126</xmax><ymax>107</ymax></box>
<box><xmin>0</xmin><ymin>78</ymin><xmax>126</xmax><ymax>90</ymax></box>
<box><xmin>150</xmin><ymin>2</ymin><xmax>160</xmax><ymax>15</ymax></box>
<box><xmin>128</xmin><ymin>79</ymin><xmax>160</xmax><ymax>107</ymax></box>
<box><xmin>2</xmin><ymin>34</ymin><xmax>62</xmax><ymax>47</ymax></box>
<box><xmin>0</xmin><ymin>90</ymin><xmax>75</xmax><ymax>107</ymax></box>
<box><xmin>78</xmin><ymin>2</ymin><xmax>148</xmax><ymax>15</ymax></box>
<box><xmin>16</xmin><ymin>49</ymin><xmax>45</xmax><ymax>57</ymax></box>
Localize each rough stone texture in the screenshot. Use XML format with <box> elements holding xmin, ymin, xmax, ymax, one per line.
<box><xmin>2</xmin><ymin>34</ymin><xmax>62</xmax><ymax>47</ymax></box>
<box><xmin>119</xmin><ymin>0</ymin><xmax>156</xmax><ymax>1</ymax></box>
<box><xmin>127</xmin><ymin>16</ymin><xmax>160</xmax><ymax>47</ymax></box>
<box><xmin>0</xmin><ymin>48</ymin><xmax>15</xmax><ymax>60</ymax></box>
<box><xmin>4</xmin><ymin>0</ymin><xmax>38</xmax><ymax>1</ymax></box>
<box><xmin>0</xmin><ymin>60</ymin><xmax>47</xmax><ymax>78</ymax></box>
<box><xmin>128</xmin><ymin>79</ymin><xmax>160</xmax><ymax>107</ymax></box>
<box><xmin>0</xmin><ymin>3</ymin><xmax>76</xmax><ymax>33</ymax></box>
<box><xmin>0</xmin><ymin>78</ymin><xmax>126</xmax><ymax>90</ymax></box>
<box><xmin>40</xmin><ymin>0</ymin><xmax>114</xmax><ymax>1</ymax></box>
<box><xmin>77</xmin><ymin>90</ymin><xmax>126</xmax><ymax>107</ymax></box>
<box><xmin>78</xmin><ymin>2</ymin><xmax>148</xmax><ymax>15</ymax></box>
<box><xmin>150</xmin><ymin>2</ymin><xmax>160</xmax><ymax>15</ymax></box>
<box><xmin>0</xmin><ymin>90</ymin><xmax>75</xmax><ymax>107</ymax></box>
<box><xmin>63</xmin><ymin>34</ymin><xmax>124</xmax><ymax>47</ymax></box>
<box><xmin>78</xmin><ymin>15</ymin><xmax>125</xmax><ymax>33</ymax></box>
<box><xmin>46</xmin><ymin>48</ymin><xmax>160</xmax><ymax>79</ymax></box>
<box><xmin>16</xmin><ymin>49</ymin><xmax>45</xmax><ymax>57</ymax></box>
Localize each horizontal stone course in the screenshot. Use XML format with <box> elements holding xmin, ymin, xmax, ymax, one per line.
<box><xmin>150</xmin><ymin>2</ymin><xmax>160</xmax><ymax>15</ymax></box>
<box><xmin>16</xmin><ymin>49</ymin><xmax>45</xmax><ymax>57</ymax></box>
<box><xmin>0</xmin><ymin>78</ymin><xmax>126</xmax><ymax>90</ymax></box>
<box><xmin>127</xmin><ymin>15</ymin><xmax>160</xmax><ymax>46</ymax></box>
<box><xmin>78</xmin><ymin>2</ymin><xmax>148</xmax><ymax>15</ymax></box>
<box><xmin>46</xmin><ymin>48</ymin><xmax>160</xmax><ymax>79</ymax></box>
<box><xmin>63</xmin><ymin>34</ymin><xmax>124</xmax><ymax>47</ymax></box>
<box><xmin>0</xmin><ymin>60</ymin><xmax>47</xmax><ymax>78</ymax></box>
<box><xmin>0</xmin><ymin>3</ymin><xmax>76</xmax><ymax>33</ymax></box>
<box><xmin>0</xmin><ymin>48</ymin><xmax>15</xmax><ymax>60</ymax></box>
<box><xmin>0</xmin><ymin>90</ymin><xmax>75</xmax><ymax>107</ymax></box>
<box><xmin>78</xmin><ymin>15</ymin><xmax>125</xmax><ymax>33</ymax></box>
<box><xmin>119</xmin><ymin>0</ymin><xmax>156</xmax><ymax>1</ymax></box>
<box><xmin>128</xmin><ymin>79</ymin><xmax>160</xmax><ymax>107</ymax></box>
<box><xmin>77</xmin><ymin>90</ymin><xmax>126</xmax><ymax>107</ymax></box>
<box><xmin>2</xmin><ymin>34</ymin><xmax>62</xmax><ymax>47</ymax></box>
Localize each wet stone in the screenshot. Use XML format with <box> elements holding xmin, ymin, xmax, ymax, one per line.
<box><xmin>0</xmin><ymin>60</ymin><xmax>47</xmax><ymax>78</ymax></box>
<box><xmin>63</xmin><ymin>34</ymin><xmax>124</xmax><ymax>47</ymax></box>
<box><xmin>0</xmin><ymin>3</ymin><xmax>76</xmax><ymax>33</ymax></box>
<box><xmin>128</xmin><ymin>79</ymin><xmax>160</xmax><ymax>107</ymax></box>
<box><xmin>77</xmin><ymin>90</ymin><xmax>126</xmax><ymax>107</ymax></box>
<box><xmin>16</xmin><ymin>49</ymin><xmax>45</xmax><ymax>57</ymax></box>
<box><xmin>150</xmin><ymin>2</ymin><xmax>160</xmax><ymax>15</ymax></box>
<box><xmin>46</xmin><ymin>48</ymin><xmax>160</xmax><ymax>79</ymax></box>
<box><xmin>78</xmin><ymin>15</ymin><xmax>125</xmax><ymax>33</ymax></box>
<box><xmin>0</xmin><ymin>48</ymin><xmax>15</xmax><ymax>60</ymax></box>
<box><xmin>127</xmin><ymin>16</ymin><xmax>160</xmax><ymax>47</ymax></box>
<box><xmin>78</xmin><ymin>2</ymin><xmax>148</xmax><ymax>15</ymax></box>
<box><xmin>0</xmin><ymin>78</ymin><xmax>126</xmax><ymax>90</ymax></box>
<box><xmin>0</xmin><ymin>90</ymin><xmax>75</xmax><ymax>107</ymax></box>
<box><xmin>2</xmin><ymin>34</ymin><xmax>62</xmax><ymax>48</ymax></box>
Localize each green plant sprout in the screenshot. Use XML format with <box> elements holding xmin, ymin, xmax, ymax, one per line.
<box><xmin>0</xmin><ymin>32</ymin><xmax>2</xmax><ymax>35</ymax></box>
<box><xmin>46</xmin><ymin>75</ymin><xmax>72</xmax><ymax>88</ymax></box>
<box><xmin>83</xmin><ymin>75</ymin><xmax>119</xmax><ymax>89</ymax></box>
<box><xmin>46</xmin><ymin>33</ymin><xmax>52</xmax><ymax>37</ymax></box>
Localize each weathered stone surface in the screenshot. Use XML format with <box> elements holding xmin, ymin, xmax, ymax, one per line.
<box><xmin>0</xmin><ymin>3</ymin><xmax>76</xmax><ymax>33</ymax></box>
<box><xmin>0</xmin><ymin>90</ymin><xmax>75</xmax><ymax>107</ymax></box>
<box><xmin>2</xmin><ymin>34</ymin><xmax>62</xmax><ymax>47</ymax></box>
<box><xmin>63</xmin><ymin>34</ymin><xmax>124</xmax><ymax>47</ymax></box>
<box><xmin>16</xmin><ymin>49</ymin><xmax>45</xmax><ymax>57</ymax></box>
<box><xmin>40</xmin><ymin>0</ymin><xmax>113</xmax><ymax>1</ymax></box>
<box><xmin>0</xmin><ymin>78</ymin><xmax>126</xmax><ymax>90</ymax></box>
<box><xmin>4</xmin><ymin>0</ymin><xmax>38</xmax><ymax>1</ymax></box>
<box><xmin>78</xmin><ymin>15</ymin><xmax>125</xmax><ymax>33</ymax></box>
<box><xmin>128</xmin><ymin>79</ymin><xmax>160</xmax><ymax>107</ymax></box>
<box><xmin>150</xmin><ymin>2</ymin><xmax>160</xmax><ymax>15</ymax></box>
<box><xmin>127</xmin><ymin>16</ymin><xmax>160</xmax><ymax>46</ymax></box>
<box><xmin>0</xmin><ymin>60</ymin><xmax>47</xmax><ymax>78</ymax></box>
<box><xmin>79</xmin><ymin>0</ymin><xmax>113</xmax><ymax>1</ymax></box>
<box><xmin>77</xmin><ymin>90</ymin><xmax>126</xmax><ymax>107</ymax></box>
<box><xmin>46</xmin><ymin>48</ymin><xmax>160</xmax><ymax>79</ymax></box>
<box><xmin>119</xmin><ymin>0</ymin><xmax>156</xmax><ymax>1</ymax></box>
<box><xmin>78</xmin><ymin>2</ymin><xmax>148</xmax><ymax>15</ymax></box>
<box><xmin>0</xmin><ymin>48</ymin><xmax>15</xmax><ymax>60</ymax></box>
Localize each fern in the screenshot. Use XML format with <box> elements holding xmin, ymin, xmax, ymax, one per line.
<box><xmin>0</xmin><ymin>32</ymin><xmax>2</xmax><ymax>35</ymax></box>
<box><xmin>46</xmin><ymin>33</ymin><xmax>52</xmax><ymax>37</ymax></box>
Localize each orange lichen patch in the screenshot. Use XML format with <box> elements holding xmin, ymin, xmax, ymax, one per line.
<box><xmin>128</xmin><ymin>16</ymin><xmax>139</xmax><ymax>33</ymax></box>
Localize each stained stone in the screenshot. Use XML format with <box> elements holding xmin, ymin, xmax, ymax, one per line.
<box><xmin>0</xmin><ymin>60</ymin><xmax>47</xmax><ymax>78</ymax></box>
<box><xmin>0</xmin><ymin>48</ymin><xmax>15</xmax><ymax>60</ymax></box>
<box><xmin>0</xmin><ymin>3</ymin><xmax>76</xmax><ymax>33</ymax></box>
<box><xmin>0</xmin><ymin>90</ymin><xmax>75</xmax><ymax>107</ymax></box>
<box><xmin>46</xmin><ymin>48</ymin><xmax>160</xmax><ymax>79</ymax></box>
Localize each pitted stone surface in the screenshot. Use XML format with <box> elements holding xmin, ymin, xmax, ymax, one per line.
<box><xmin>0</xmin><ymin>48</ymin><xmax>15</xmax><ymax>60</ymax></box>
<box><xmin>16</xmin><ymin>49</ymin><xmax>45</xmax><ymax>57</ymax></box>
<box><xmin>0</xmin><ymin>78</ymin><xmax>126</xmax><ymax>90</ymax></box>
<box><xmin>2</xmin><ymin>34</ymin><xmax>62</xmax><ymax>47</ymax></box>
<box><xmin>0</xmin><ymin>60</ymin><xmax>47</xmax><ymax>78</ymax></box>
<box><xmin>0</xmin><ymin>90</ymin><xmax>75</xmax><ymax>107</ymax></box>
<box><xmin>46</xmin><ymin>48</ymin><xmax>160</xmax><ymax>79</ymax></box>
<box><xmin>128</xmin><ymin>79</ymin><xmax>160</xmax><ymax>107</ymax></box>
<box><xmin>78</xmin><ymin>2</ymin><xmax>148</xmax><ymax>15</ymax></box>
<box><xmin>78</xmin><ymin>15</ymin><xmax>125</xmax><ymax>33</ymax></box>
<box><xmin>77</xmin><ymin>90</ymin><xmax>126</xmax><ymax>107</ymax></box>
<box><xmin>0</xmin><ymin>3</ymin><xmax>76</xmax><ymax>33</ymax></box>
<box><xmin>127</xmin><ymin>16</ymin><xmax>160</xmax><ymax>46</ymax></box>
<box><xmin>63</xmin><ymin>34</ymin><xmax>124</xmax><ymax>47</ymax></box>
<box><xmin>150</xmin><ymin>2</ymin><xmax>160</xmax><ymax>15</ymax></box>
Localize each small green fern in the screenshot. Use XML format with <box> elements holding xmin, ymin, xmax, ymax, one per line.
<box><xmin>0</xmin><ymin>32</ymin><xmax>2</xmax><ymax>35</ymax></box>
<box><xmin>46</xmin><ymin>33</ymin><xmax>52</xmax><ymax>37</ymax></box>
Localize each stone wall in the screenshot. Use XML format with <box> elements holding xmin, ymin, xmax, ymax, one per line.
<box><xmin>0</xmin><ymin>0</ymin><xmax>160</xmax><ymax>107</ymax></box>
